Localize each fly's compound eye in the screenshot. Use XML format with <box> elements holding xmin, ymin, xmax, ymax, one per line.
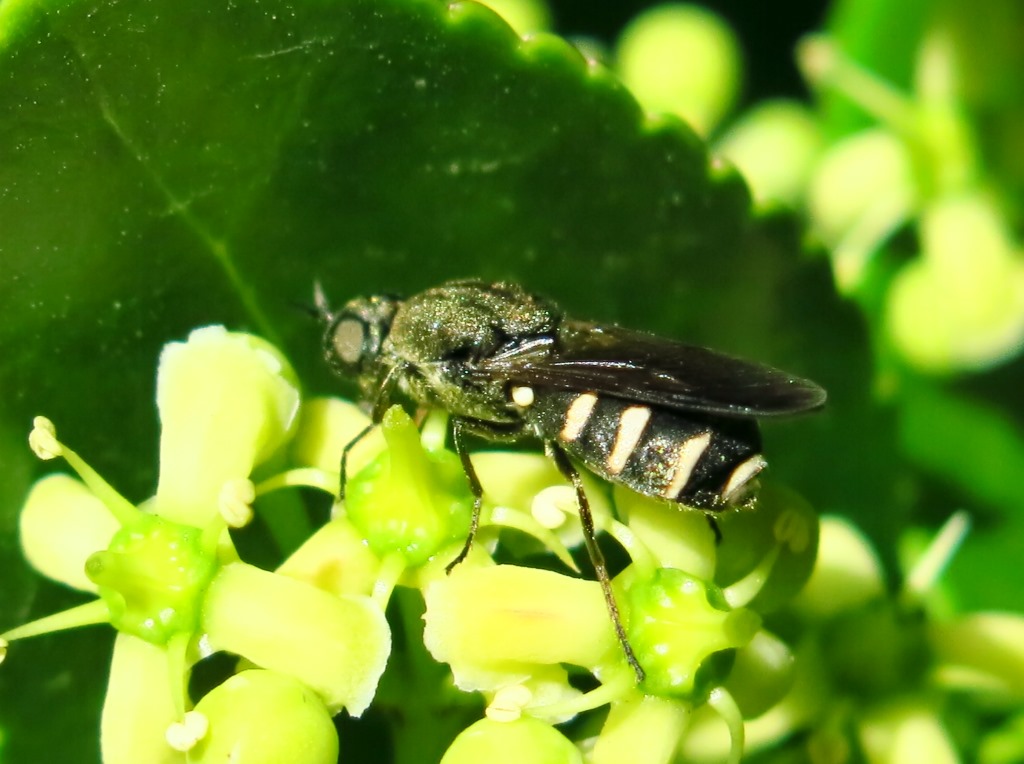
<box><xmin>325</xmin><ymin>313</ymin><xmax>375</xmax><ymax>377</ymax></box>
<box><xmin>331</xmin><ymin>316</ymin><xmax>367</xmax><ymax>368</ymax></box>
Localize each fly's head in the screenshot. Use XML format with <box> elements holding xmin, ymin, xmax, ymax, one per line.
<box><xmin>317</xmin><ymin>286</ymin><xmax>402</xmax><ymax>397</ymax></box>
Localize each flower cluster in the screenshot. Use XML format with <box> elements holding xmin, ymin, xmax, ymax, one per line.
<box><xmin>6</xmin><ymin>327</ymin><xmax>1019</xmax><ymax>763</ymax></box>
<box><xmin>0</xmin><ymin>325</ymin><xmax>823</xmax><ymax>757</ymax></box>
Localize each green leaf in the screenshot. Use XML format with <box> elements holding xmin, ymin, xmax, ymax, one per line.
<box><xmin>0</xmin><ymin>0</ymin><xmax>761</xmax><ymax>492</ymax></box>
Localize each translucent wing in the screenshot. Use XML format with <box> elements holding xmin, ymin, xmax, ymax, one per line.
<box><xmin>474</xmin><ymin>321</ymin><xmax>826</xmax><ymax>417</ymax></box>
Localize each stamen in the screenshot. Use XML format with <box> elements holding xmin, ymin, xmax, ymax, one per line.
<box><xmin>903</xmin><ymin>510</ymin><xmax>971</xmax><ymax>601</ymax></box>
<box><xmin>798</xmin><ymin>36</ymin><xmax>915</xmax><ymax>130</ymax></box>
<box><xmin>1</xmin><ymin>600</ymin><xmax>110</xmax><ymax>643</ymax></box>
<box><xmin>419</xmin><ymin>410</ymin><xmax>449</xmax><ymax>453</ymax></box>
<box><xmin>722</xmin><ymin>546</ymin><xmax>782</xmax><ymax>609</ymax></box>
<box><xmin>255</xmin><ymin>467</ymin><xmax>338</xmax><ymax>496</ymax></box>
<box><xmin>28</xmin><ymin>416</ymin><xmax>138</xmax><ymax>526</ymax></box>
<box><xmin>165</xmin><ymin>710</ymin><xmax>209</xmax><ymax>752</ymax></box>
<box><xmin>531</xmin><ymin>486</ymin><xmax>575</xmax><ymax>528</ymax></box>
<box><xmin>486</xmin><ymin>684</ymin><xmax>533</xmax><ymax>722</ymax></box>
<box><xmin>530</xmin><ymin>669</ymin><xmax>636</xmax><ymax>721</ymax></box>
<box><xmin>29</xmin><ymin>416</ymin><xmax>62</xmax><ymax>460</ymax></box>
<box><xmin>773</xmin><ymin>508</ymin><xmax>811</xmax><ymax>553</ymax></box>
<box><xmin>487</xmin><ymin>505</ymin><xmax>579</xmax><ymax>573</ymax></box>
<box><xmin>706</xmin><ymin>686</ymin><xmax>744</xmax><ymax>764</ymax></box>
<box><xmin>0</xmin><ymin>638</ymin><xmax>7</xmax><ymax>665</ymax></box>
<box><xmin>604</xmin><ymin>517</ymin><xmax>658</xmax><ymax>577</ymax></box>
<box><xmin>372</xmin><ymin>551</ymin><xmax>406</xmax><ymax>611</ymax></box>
<box><xmin>219</xmin><ymin>478</ymin><xmax>256</xmax><ymax>528</ymax></box>
<box><xmin>720</xmin><ymin>507</ymin><xmax>814</xmax><ymax>608</ymax></box>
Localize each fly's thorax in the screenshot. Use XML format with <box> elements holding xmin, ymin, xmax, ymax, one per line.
<box><xmin>399</xmin><ymin>363</ymin><xmax>520</xmax><ymax>424</ymax></box>
<box><xmin>376</xmin><ymin>281</ymin><xmax>561</xmax><ymax>423</ymax></box>
<box><xmin>384</xmin><ymin>281</ymin><xmax>561</xmax><ymax>369</ymax></box>
<box><xmin>521</xmin><ymin>388</ymin><xmax>765</xmax><ymax>510</ymax></box>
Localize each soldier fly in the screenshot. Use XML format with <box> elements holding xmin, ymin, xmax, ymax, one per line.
<box><xmin>317</xmin><ymin>279</ymin><xmax>825</xmax><ymax>682</ymax></box>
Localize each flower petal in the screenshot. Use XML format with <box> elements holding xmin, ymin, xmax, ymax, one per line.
<box><xmin>101</xmin><ymin>633</ymin><xmax>182</xmax><ymax>764</ymax></box>
<box><xmin>791</xmin><ymin>516</ymin><xmax>885</xmax><ymax>620</ymax></box>
<box><xmin>613</xmin><ymin>486</ymin><xmax>716</xmax><ymax>580</ymax></box>
<box><xmin>289</xmin><ymin>396</ymin><xmax>384</xmax><ymax>478</ymax></box>
<box><xmin>277</xmin><ymin>515</ymin><xmax>382</xmax><ymax>598</ymax></box>
<box><xmin>590</xmin><ymin>694</ymin><xmax>689</xmax><ymax>764</ymax></box>
<box><xmin>201</xmin><ymin>562</ymin><xmax>390</xmax><ymax>716</ymax></box>
<box><xmin>155</xmin><ymin>327</ymin><xmax>299</xmax><ymax>525</ymax></box>
<box><xmin>20</xmin><ymin>474</ymin><xmax>119</xmax><ymax>591</ymax></box>
<box><xmin>930</xmin><ymin>611</ymin><xmax>1024</xmax><ymax>698</ymax></box>
<box><xmin>423</xmin><ymin>564</ymin><xmax>617</xmax><ymax>690</ymax></box>
<box><xmin>858</xmin><ymin>698</ymin><xmax>959</xmax><ymax>764</ymax></box>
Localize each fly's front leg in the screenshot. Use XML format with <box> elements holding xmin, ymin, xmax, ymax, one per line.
<box><xmin>338</xmin><ymin>363</ymin><xmax>403</xmax><ymax>501</ymax></box>
<box><xmin>546</xmin><ymin>440</ymin><xmax>646</xmax><ymax>684</ymax></box>
<box><xmin>446</xmin><ymin>417</ymin><xmax>484</xmax><ymax>573</ymax></box>
<box><xmin>338</xmin><ymin>423</ymin><xmax>376</xmax><ymax>501</ymax></box>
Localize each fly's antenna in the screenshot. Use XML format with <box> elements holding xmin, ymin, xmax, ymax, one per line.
<box><xmin>313</xmin><ymin>281</ymin><xmax>332</xmax><ymax>320</ymax></box>
<box><xmin>290</xmin><ymin>282</ymin><xmax>333</xmax><ymax>323</ymax></box>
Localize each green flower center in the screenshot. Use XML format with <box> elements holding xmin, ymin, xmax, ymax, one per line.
<box><xmin>627</xmin><ymin>567</ymin><xmax>761</xmax><ymax>700</ymax></box>
<box><xmin>345</xmin><ymin>406</ymin><xmax>472</xmax><ymax>567</ymax></box>
<box><xmin>87</xmin><ymin>513</ymin><xmax>218</xmax><ymax>645</ymax></box>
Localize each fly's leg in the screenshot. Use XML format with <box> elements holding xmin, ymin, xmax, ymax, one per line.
<box><xmin>338</xmin><ymin>364</ymin><xmax>403</xmax><ymax>501</ymax></box>
<box><xmin>338</xmin><ymin>423</ymin><xmax>375</xmax><ymax>501</ymax></box>
<box><xmin>706</xmin><ymin>514</ymin><xmax>723</xmax><ymax>544</ymax></box>
<box><xmin>446</xmin><ymin>417</ymin><xmax>484</xmax><ymax>573</ymax></box>
<box><xmin>546</xmin><ymin>440</ymin><xmax>646</xmax><ymax>684</ymax></box>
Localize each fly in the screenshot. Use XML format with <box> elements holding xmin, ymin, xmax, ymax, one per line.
<box><xmin>316</xmin><ymin>279</ymin><xmax>826</xmax><ymax>682</ymax></box>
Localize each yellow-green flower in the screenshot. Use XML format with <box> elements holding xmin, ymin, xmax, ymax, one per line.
<box><xmin>678</xmin><ymin>512</ymin><xmax>1024</xmax><ymax>764</ymax></box>
<box><xmin>2</xmin><ymin>327</ymin><xmax>390</xmax><ymax>762</ymax></box>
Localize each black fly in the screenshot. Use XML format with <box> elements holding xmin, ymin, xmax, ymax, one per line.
<box><xmin>317</xmin><ymin>279</ymin><xmax>825</xmax><ymax>682</ymax></box>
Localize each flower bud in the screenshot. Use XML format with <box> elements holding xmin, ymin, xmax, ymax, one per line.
<box><xmin>441</xmin><ymin>716</ymin><xmax>582</xmax><ymax>764</ymax></box>
<box><xmin>590</xmin><ymin>694</ymin><xmax>689</xmax><ymax>764</ymax></box>
<box><xmin>885</xmin><ymin>193</ymin><xmax>1024</xmax><ymax>373</ymax></box>
<box><xmin>715</xmin><ymin>100</ymin><xmax>825</xmax><ymax>208</ymax></box>
<box><xmin>616</xmin><ymin>3</ymin><xmax>742</xmax><ymax>135</ymax></box>
<box><xmin>189</xmin><ymin>670</ymin><xmax>337</xmax><ymax>764</ymax></box>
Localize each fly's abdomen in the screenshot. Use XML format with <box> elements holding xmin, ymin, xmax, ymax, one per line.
<box><xmin>524</xmin><ymin>388</ymin><xmax>766</xmax><ymax>510</ymax></box>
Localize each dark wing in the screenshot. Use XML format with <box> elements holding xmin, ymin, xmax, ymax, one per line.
<box><xmin>473</xmin><ymin>321</ymin><xmax>826</xmax><ymax>417</ymax></box>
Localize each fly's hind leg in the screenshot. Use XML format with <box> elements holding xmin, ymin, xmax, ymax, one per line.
<box><xmin>444</xmin><ymin>423</ymin><xmax>645</xmax><ymax>682</ymax></box>
<box><xmin>546</xmin><ymin>440</ymin><xmax>646</xmax><ymax>684</ymax></box>
<box><xmin>706</xmin><ymin>514</ymin><xmax>723</xmax><ymax>544</ymax></box>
